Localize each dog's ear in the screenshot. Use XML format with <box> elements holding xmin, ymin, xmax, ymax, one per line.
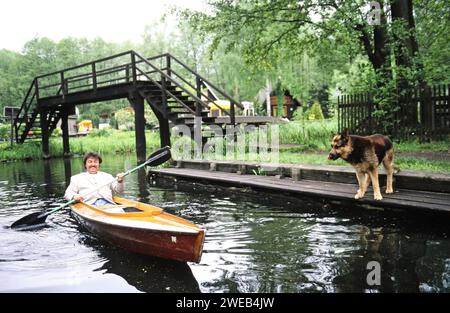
<box><xmin>341</xmin><ymin>128</ymin><xmax>349</xmax><ymax>139</ymax></box>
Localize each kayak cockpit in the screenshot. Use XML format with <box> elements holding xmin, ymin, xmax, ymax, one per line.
<box><xmin>96</xmin><ymin>205</ymin><xmax>143</xmax><ymax>214</ymax></box>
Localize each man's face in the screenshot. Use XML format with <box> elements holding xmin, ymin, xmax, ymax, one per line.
<box><xmin>85</xmin><ymin>157</ymin><xmax>100</xmax><ymax>174</ymax></box>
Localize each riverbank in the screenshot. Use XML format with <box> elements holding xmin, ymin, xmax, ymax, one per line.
<box><xmin>1</xmin><ymin>128</ymin><xmax>449</xmax><ymax>173</ymax></box>
<box><xmin>0</xmin><ymin>130</ymin><xmax>161</xmax><ymax>162</ymax></box>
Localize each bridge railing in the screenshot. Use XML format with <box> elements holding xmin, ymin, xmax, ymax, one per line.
<box><xmin>36</xmin><ymin>51</ymin><xmax>135</xmax><ymax>98</ymax></box>
<box><xmin>28</xmin><ymin>50</ymin><xmax>244</xmax><ymax>118</ymax></box>
<box><xmin>166</xmin><ymin>53</ymin><xmax>244</xmax><ymax>123</ymax></box>
<box><xmin>14</xmin><ymin>50</ymin><xmax>245</xmax><ymax>142</ymax></box>
<box><xmin>13</xmin><ymin>78</ymin><xmax>38</xmax><ymax>142</ymax></box>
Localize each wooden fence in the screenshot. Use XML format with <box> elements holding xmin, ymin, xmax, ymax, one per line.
<box><xmin>338</xmin><ymin>84</ymin><xmax>450</xmax><ymax>139</ymax></box>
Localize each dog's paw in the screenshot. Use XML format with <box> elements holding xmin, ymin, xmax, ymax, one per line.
<box><xmin>374</xmin><ymin>193</ymin><xmax>383</xmax><ymax>200</ymax></box>
<box><xmin>354</xmin><ymin>192</ymin><xmax>364</xmax><ymax>200</ymax></box>
<box><xmin>385</xmin><ymin>188</ymin><xmax>393</xmax><ymax>194</ymax></box>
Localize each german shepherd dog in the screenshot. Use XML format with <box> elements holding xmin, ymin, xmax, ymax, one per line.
<box><xmin>328</xmin><ymin>129</ymin><xmax>395</xmax><ymax>200</ymax></box>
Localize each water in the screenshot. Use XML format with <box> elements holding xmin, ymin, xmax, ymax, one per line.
<box><xmin>1</xmin><ymin>155</ymin><xmax>449</xmax><ymax>293</ymax></box>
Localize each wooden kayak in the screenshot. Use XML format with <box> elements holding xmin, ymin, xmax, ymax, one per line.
<box><xmin>70</xmin><ymin>196</ymin><xmax>205</xmax><ymax>263</ymax></box>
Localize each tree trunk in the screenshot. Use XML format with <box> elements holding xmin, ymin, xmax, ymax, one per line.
<box><xmin>391</xmin><ymin>0</ymin><xmax>423</xmax><ymax>89</ymax></box>
<box><xmin>355</xmin><ymin>4</ymin><xmax>391</xmax><ymax>80</ymax></box>
<box><xmin>391</xmin><ymin>0</ymin><xmax>419</xmax><ymax>68</ymax></box>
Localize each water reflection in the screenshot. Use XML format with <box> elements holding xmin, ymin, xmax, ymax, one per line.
<box><xmin>96</xmin><ymin>249</ymin><xmax>201</xmax><ymax>293</ymax></box>
<box><xmin>63</xmin><ymin>158</ymin><xmax>72</xmax><ymax>188</ymax></box>
<box><xmin>69</xmin><ymin>204</ymin><xmax>201</xmax><ymax>293</ymax></box>
<box><xmin>153</xmin><ymin>177</ymin><xmax>450</xmax><ymax>293</ymax></box>
<box><xmin>332</xmin><ymin>226</ymin><xmax>428</xmax><ymax>292</ymax></box>
<box><xmin>43</xmin><ymin>159</ymin><xmax>53</xmax><ymax>195</ymax></box>
<box><xmin>136</xmin><ymin>168</ymin><xmax>150</xmax><ymax>201</ymax></box>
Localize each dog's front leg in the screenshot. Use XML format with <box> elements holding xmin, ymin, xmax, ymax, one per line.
<box><xmin>368</xmin><ymin>168</ymin><xmax>383</xmax><ymax>200</ymax></box>
<box><xmin>354</xmin><ymin>171</ymin><xmax>367</xmax><ymax>199</ymax></box>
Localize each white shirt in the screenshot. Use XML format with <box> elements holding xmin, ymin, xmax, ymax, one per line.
<box><xmin>64</xmin><ymin>171</ymin><xmax>124</xmax><ymax>205</ymax></box>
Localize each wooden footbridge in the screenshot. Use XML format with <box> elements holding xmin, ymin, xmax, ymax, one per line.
<box><xmin>150</xmin><ymin>160</ymin><xmax>450</xmax><ymax>214</ymax></box>
<box><xmin>13</xmin><ymin>51</ymin><xmax>254</xmax><ymax>161</ymax></box>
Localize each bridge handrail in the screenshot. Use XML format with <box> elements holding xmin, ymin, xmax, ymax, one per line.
<box><xmin>168</xmin><ymin>69</ymin><xmax>231</xmax><ymax>115</ymax></box>
<box><xmin>139</xmin><ymin>53</ymin><xmax>236</xmax><ymax>116</ymax></box>
<box><xmin>14</xmin><ymin>78</ymin><xmax>38</xmax><ymax>141</ymax></box>
<box><xmin>133</xmin><ymin>51</ymin><xmax>214</xmax><ymax>115</ymax></box>
<box><xmin>14</xmin><ymin>50</ymin><xmax>243</xmax><ymax>143</ymax></box>
<box><xmin>134</xmin><ymin>67</ymin><xmax>195</xmax><ymax>115</ymax></box>
<box><xmin>35</xmin><ymin>50</ymin><xmax>134</xmax><ymax>79</ymax></box>
<box><xmin>167</xmin><ymin>53</ymin><xmax>244</xmax><ymax>110</ymax></box>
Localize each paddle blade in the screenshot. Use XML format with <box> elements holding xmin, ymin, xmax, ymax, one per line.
<box><xmin>146</xmin><ymin>146</ymin><xmax>171</xmax><ymax>167</ymax></box>
<box><xmin>11</xmin><ymin>212</ymin><xmax>48</xmax><ymax>229</ymax></box>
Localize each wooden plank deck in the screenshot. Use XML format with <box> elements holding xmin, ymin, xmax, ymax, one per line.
<box><xmin>149</xmin><ymin>168</ymin><xmax>450</xmax><ymax>214</ymax></box>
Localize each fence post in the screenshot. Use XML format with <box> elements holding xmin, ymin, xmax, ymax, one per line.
<box><xmin>346</xmin><ymin>94</ymin><xmax>350</xmax><ymax>131</ymax></box>
<box><xmin>448</xmin><ymin>84</ymin><xmax>450</xmax><ymax>130</ymax></box>
<box><xmin>337</xmin><ymin>96</ymin><xmax>340</xmax><ymax>132</ymax></box>
<box><xmin>421</xmin><ymin>85</ymin><xmax>432</xmax><ymax>132</ymax></box>
<box><xmin>431</xmin><ymin>86</ymin><xmax>436</xmax><ymax>132</ymax></box>
<box><xmin>368</xmin><ymin>93</ymin><xmax>372</xmax><ymax>134</ymax></box>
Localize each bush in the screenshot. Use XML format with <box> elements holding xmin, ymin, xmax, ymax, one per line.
<box><xmin>0</xmin><ymin>124</ymin><xmax>10</xmax><ymax>141</ymax></box>
<box><xmin>51</xmin><ymin>127</ymin><xmax>62</xmax><ymax>137</ymax></box>
<box><xmin>115</xmin><ymin>108</ymin><xmax>135</xmax><ymax>130</ymax></box>
<box><xmin>306</xmin><ymin>101</ymin><xmax>325</xmax><ymax>120</ymax></box>
<box><xmin>89</xmin><ymin>128</ymin><xmax>112</xmax><ymax>137</ymax></box>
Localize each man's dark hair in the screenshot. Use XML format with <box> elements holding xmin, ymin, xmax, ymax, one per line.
<box><xmin>83</xmin><ymin>152</ymin><xmax>102</xmax><ymax>169</ymax></box>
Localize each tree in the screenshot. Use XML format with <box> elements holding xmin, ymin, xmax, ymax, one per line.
<box><xmin>0</xmin><ymin>49</ymin><xmax>22</xmax><ymax>114</ymax></box>
<box><xmin>414</xmin><ymin>0</ymin><xmax>450</xmax><ymax>85</ymax></box>
<box><xmin>180</xmin><ymin>0</ymin><xmax>441</xmax><ymax>133</ymax></box>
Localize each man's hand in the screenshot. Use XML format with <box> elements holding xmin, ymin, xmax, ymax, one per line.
<box><xmin>116</xmin><ymin>173</ymin><xmax>125</xmax><ymax>183</ymax></box>
<box><xmin>73</xmin><ymin>194</ymin><xmax>84</xmax><ymax>202</ymax></box>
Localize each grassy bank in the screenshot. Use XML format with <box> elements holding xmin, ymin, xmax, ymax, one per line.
<box><xmin>279</xmin><ymin>119</ymin><xmax>338</xmax><ymax>150</ymax></box>
<box><xmin>194</xmin><ymin>150</ymin><xmax>450</xmax><ymax>173</ymax></box>
<box><xmin>177</xmin><ymin>119</ymin><xmax>450</xmax><ymax>173</ymax></box>
<box><xmin>2</xmin><ymin>121</ymin><xmax>449</xmax><ymax>173</ymax></box>
<box><xmin>0</xmin><ymin>130</ymin><xmax>161</xmax><ymax>162</ymax></box>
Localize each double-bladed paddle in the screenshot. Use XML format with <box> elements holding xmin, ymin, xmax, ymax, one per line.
<box><xmin>11</xmin><ymin>146</ymin><xmax>171</xmax><ymax>229</ymax></box>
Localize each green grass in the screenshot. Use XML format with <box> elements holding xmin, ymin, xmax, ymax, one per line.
<box><xmin>395</xmin><ymin>140</ymin><xmax>450</xmax><ymax>152</ymax></box>
<box><xmin>0</xmin><ymin>140</ymin><xmax>45</xmax><ymax>161</ymax></box>
<box><xmin>279</xmin><ymin>119</ymin><xmax>338</xmax><ymax>150</ymax></box>
<box><xmin>205</xmin><ymin>149</ymin><xmax>449</xmax><ymax>173</ymax></box>
<box><xmin>392</xmin><ymin>156</ymin><xmax>450</xmax><ymax>172</ymax></box>
<box><xmin>174</xmin><ymin>117</ymin><xmax>449</xmax><ymax>173</ymax></box>
<box><xmin>277</xmin><ymin>152</ymin><xmax>449</xmax><ymax>173</ymax></box>
<box><xmin>0</xmin><ymin>130</ymin><xmax>161</xmax><ymax>162</ymax></box>
<box><xmin>2</xmin><ymin>121</ymin><xmax>449</xmax><ymax>173</ymax></box>
<box><xmin>200</xmin><ymin>150</ymin><xmax>450</xmax><ymax>173</ymax></box>
<box><xmin>62</xmin><ymin>130</ymin><xmax>160</xmax><ymax>156</ymax></box>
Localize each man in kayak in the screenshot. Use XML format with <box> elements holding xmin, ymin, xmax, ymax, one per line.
<box><xmin>64</xmin><ymin>152</ymin><xmax>125</xmax><ymax>206</ymax></box>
